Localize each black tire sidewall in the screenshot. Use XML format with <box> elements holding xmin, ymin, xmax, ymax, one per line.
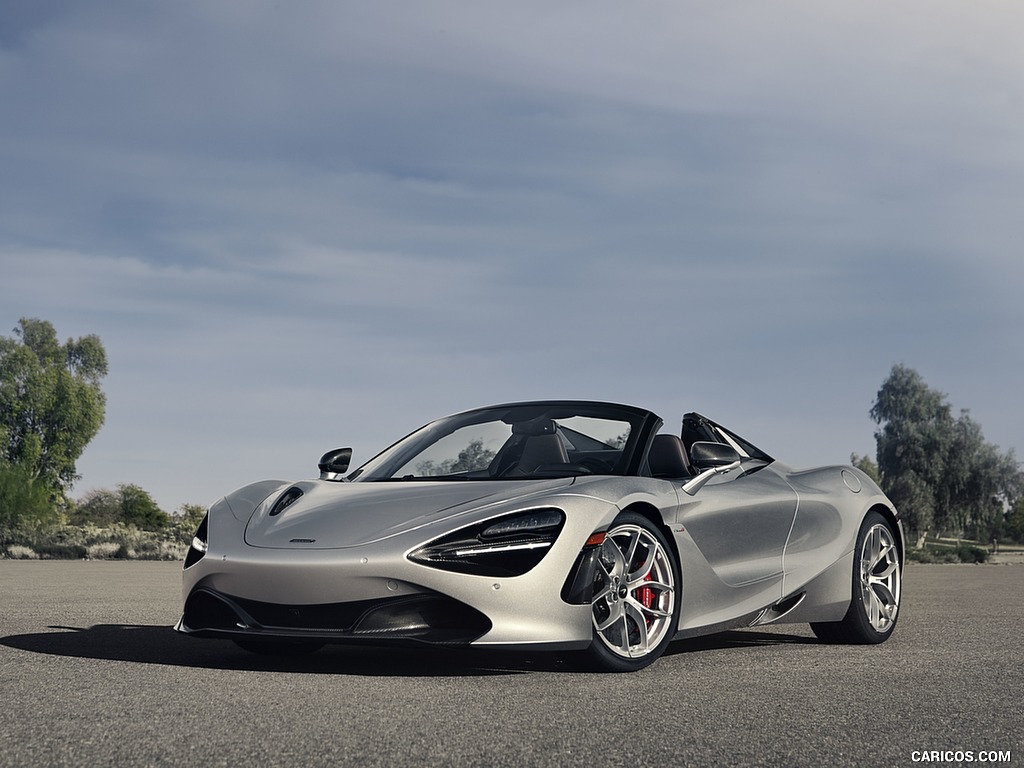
<box><xmin>585</xmin><ymin>511</ymin><xmax>680</xmax><ymax>672</ymax></box>
<box><xmin>844</xmin><ymin>510</ymin><xmax>901</xmax><ymax>643</ymax></box>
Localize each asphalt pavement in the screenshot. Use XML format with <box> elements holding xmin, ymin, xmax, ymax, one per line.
<box><xmin>1</xmin><ymin>561</ymin><xmax>1020</xmax><ymax>767</ymax></box>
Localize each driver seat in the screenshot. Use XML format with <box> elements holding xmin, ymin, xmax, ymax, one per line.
<box><xmin>510</xmin><ymin>433</ymin><xmax>569</xmax><ymax>475</ymax></box>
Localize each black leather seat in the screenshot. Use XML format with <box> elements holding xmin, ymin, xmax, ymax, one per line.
<box><xmin>513</xmin><ymin>433</ymin><xmax>570</xmax><ymax>475</ymax></box>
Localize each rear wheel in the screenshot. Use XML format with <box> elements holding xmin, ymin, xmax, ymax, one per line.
<box><xmin>811</xmin><ymin>511</ymin><xmax>902</xmax><ymax>644</ymax></box>
<box><xmin>584</xmin><ymin>512</ymin><xmax>679</xmax><ymax>672</ymax></box>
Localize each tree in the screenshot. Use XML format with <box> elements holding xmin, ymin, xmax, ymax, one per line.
<box><xmin>870</xmin><ymin>364</ymin><xmax>1022</xmax><ymax>545</ymax></box>
<box><xmin>870</xmin><ymin>365</ymin><xmax>954</xmax><ymax>545</ymax></box>
<box><xmin>117</xmin><ymin>483</ymin><xmax>170</xmax><ymax>530</ymax></box>
<box><xmin>1005</xmin><ymin>498</ymin><xmax>1024</xmax><ymax>544</ymax></box>
<box><xmin>850</xmin><ymin>453</ymin><xmax>881</xmax><ymax>485</ymax></box>
<box><xmin>0</xmin><ymin>318</ymin><xmax>108</xmax><ymax>498</ymax></box>
<box><xmin>0</xmin><ymin>461</ymin><xmax>59</xmax><ymax>536</ymax></box>
<box><xmin>71</xmin><ymin>484</ymin><xmax>169</xmax><ymax>531</ymax></box>
<box><xmin>170</xmin><ymin>503</ymin><xmax>207</xmax><ymax>544</ymax></box>
<box><xmin>71</xmin><ymin>488</ymin><xmax>121</xmax><ymax>527</ymax></box>
<box><xmin>947</xmin><ymin>411</ymin><xmax>1021</xmax><ymax>541</ymax></box>
<box><xmin>416</xmin><ymin>439</ymin><xmax>496</xmax><ymax>476</ymax></box>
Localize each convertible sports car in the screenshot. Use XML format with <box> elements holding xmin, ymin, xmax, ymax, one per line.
<box><xmin>177</xmin><ymin>400</ymin><xmax>903</xmax><ymax>672</ymax></box>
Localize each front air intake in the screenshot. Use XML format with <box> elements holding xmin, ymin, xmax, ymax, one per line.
<box><xmin>181</xmin><ymin>588</ymin><xmax>247</xmax><ymax>631</ymax></box>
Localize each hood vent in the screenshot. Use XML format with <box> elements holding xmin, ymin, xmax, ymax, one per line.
<box><xmin>269</xmin><ymin>487</ymin><xmax>304</xmax><ymax>517</ymax></box>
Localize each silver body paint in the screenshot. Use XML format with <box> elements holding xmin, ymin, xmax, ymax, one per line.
<box><xmin>177</xmin><ymin>402</ymin><xmax>902</xmax><ymax>652</ymax></box>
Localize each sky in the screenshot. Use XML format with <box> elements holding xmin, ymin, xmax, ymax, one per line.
<box><xmin>2</xmin><ymin>1</ymin><xmax>1023</xmax><ymax>513</ymax></box>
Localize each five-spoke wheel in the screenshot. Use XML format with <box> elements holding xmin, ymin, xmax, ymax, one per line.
<box><xmin>859</xmin><ymin>519</ymin><xmax>901</xmax><ymax>633</ymax></box>
<box><xmin>811</xmin><ymin>511</ymin><xmax>902</xmax><ymax>644</ymax></box>
<box><xmin>585</xmin><ymin>512</ymin><xmax>679</xmax><ymax>671</ymax></box>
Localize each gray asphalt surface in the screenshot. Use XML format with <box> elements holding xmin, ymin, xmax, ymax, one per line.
<box><xmin>1</xmin><ymin>561</ymin><xmax>1020</xmax><ymax>768</ymax></box>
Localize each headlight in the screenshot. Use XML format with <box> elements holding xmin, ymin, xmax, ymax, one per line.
<box><xmin>408</xmin><ymin>509</ymin><xmax>565</xmax><ymax>577</ymax></box>
<box><xmin>479</xmin><ymin>509</ymin><xmax>562</xmax><ymax>538</ymax></box>
<box><xmin>184</xmin><ymin>513</ymin><xmax>209</xmax><ymax>569</ymax></box>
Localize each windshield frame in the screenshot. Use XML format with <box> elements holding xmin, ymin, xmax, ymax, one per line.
<box><xmin>348</xmin><ymin>401</ymin><xmax>662</xmax><ymax>482</ymax></box>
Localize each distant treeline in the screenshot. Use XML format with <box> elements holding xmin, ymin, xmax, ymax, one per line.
<box><xmin>2</xmin><ymin>319</ymin><xmax>1024</xmax><ymax>559</ymax></box>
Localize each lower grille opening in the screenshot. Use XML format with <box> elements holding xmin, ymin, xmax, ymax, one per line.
<box><xmin>181</xmin><ymin>588</ymin><xmax>491</xmax><ymax>645</ymax></box>
<box><xmin>230</xmin><ymin>594</ymin><xmax>381</xmax><ymax>631</ymax></box>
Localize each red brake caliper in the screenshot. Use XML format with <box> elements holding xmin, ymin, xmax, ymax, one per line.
<box><xmin>636</xmin><ymin>573</ymin><xmax>655</xmax><ymax>624</ymax></box>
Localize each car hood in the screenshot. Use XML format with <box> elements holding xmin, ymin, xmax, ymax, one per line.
<box><xmin>243</xmin><ymin>477</ymin><xmax>576</xmax><ymax>549</ymax></box>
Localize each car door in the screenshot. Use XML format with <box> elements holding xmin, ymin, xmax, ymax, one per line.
<box><xmin>676</xmin><ymin>463</ymin><xmax>798</xmax><ymax>592</ymax></box>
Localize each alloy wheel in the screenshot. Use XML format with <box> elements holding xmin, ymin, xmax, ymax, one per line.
<box><xmin>592</xmin><ymin>523</ymin><xmax>676</xmax><ymax>659</ymax></box>
<box><xmin>859</xmin><ymin>522</ymin><xmax>901</xmax><ymax>633</ymax></box>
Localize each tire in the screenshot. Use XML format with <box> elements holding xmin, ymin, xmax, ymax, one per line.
<box><xmin>583</xmin><ymin>512</ymin><xmax>680</xmax><ymax>672</ymax></box>
<box><xmin>233</xmin><ymin>638</ymin><xmax>325</xmax><ymax>656</ymax></box>
<box><xmin>811</xmin><ymin>511</ymin><xmax>902</xmax><ymax>644</ymax></box>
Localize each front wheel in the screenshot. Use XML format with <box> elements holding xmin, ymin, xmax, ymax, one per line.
<box><xmin>811</xmin><ymin>511</ymin><xmax>902</xmax><ymax>644</ymax></box>
<box><xmin>583</xmin><ymin>512</ymin><xmax>680</xmax><ymax>672</ymax></box>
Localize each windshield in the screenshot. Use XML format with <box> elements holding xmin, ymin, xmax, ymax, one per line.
<box><xmin>350</xmin><ymin>402</ymin><xmax>656</xmax><ymax>481</ymax></box>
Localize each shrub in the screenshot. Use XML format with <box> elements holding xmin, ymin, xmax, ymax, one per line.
<box><xmin>906</xmin><ymin>542</ymin><xmax>991</xmax><ymax>564</ymax></box>
<box><xmin>70</xmin><ymin>484</ymin><xmax>170</xmax><ymax>531</ymax></box>
<box><xmin>955</xmin><ymin>543</ymin><xmax>990</xmax><ymax>563</ymax></box>
<box><xmin>1</xmin><ymin>522</ymin><xmax>188</xmax><ymax>561</ymax></box>
<box><xmin>907</xmin><ymin>547</ymin><xmax>958</xmax><ymax>564</ymax></box>
<box><xmin>86</xmin><ymin>541</ymin><xmax>122</xmax><ymax>559</ymax></box>
<box><xmin>6</xmin><ymin>544</ymin><xmax>38</xmax><ymax>559</ymax></box>
<box><xmin>33</xmin><ymin>540</ymin><xmax>87</xmax><ymax>559</ymax></box>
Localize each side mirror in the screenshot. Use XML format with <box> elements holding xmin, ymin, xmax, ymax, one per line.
<box><xmin>318</xmin><ymin>447</ymin><xmax>353</xmax><ymax>481</ymax></box>
<box><xmin>690</xmin><ymin>441</ymin><xmax>741</xmax><ymax>469</ymax></box>
<box><xmin>682</xmin><ymin>442</ymin><xmax>742</xmax><ymax>496</ymax></box>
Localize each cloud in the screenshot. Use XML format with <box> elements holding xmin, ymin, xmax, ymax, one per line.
<box><xmin>3</xmin><ymin>1</ymin><xmax>1024</xmax><ymax>509</ymax></box>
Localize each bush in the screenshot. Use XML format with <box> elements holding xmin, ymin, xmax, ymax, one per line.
<box><xmin>70</xmin><ymin>484</ymin><xmax>170</xmax><ymax>531</ymax></box>
<box><xmin>1</xmin><ymin>522</ymin><xmax>188</xmax><ymax>561</ymax></box>
<box><xmin>955</xmin><ymin>543</ymin><xmax>990</xmax><ymax>563</ymax></box>
<box><xmin>5</xmin><ymin>544</ymin><xmax>38</xmax><ymax>559</ymax></box>
<box><xmin>86</xmin><ymin>541</ymin><xmax>122</xmax><ymax>559</ymax></box>
<box><xmin>907</xmin><ymin>547</ymin><xmax>959</xmax><ymax>564</ymax></box>
<box><xmin>170</xmin><ymin>503</ymin><xmax>207</xmax><ymax>544</ymax></box>
<box><xmin>2</xmin><ymin>481</ymin><xmax>203</xmax><ymax>560</ymax></box>
<box><xmin>33</xmin><ymin>540</ymin><xmax>88</xmax><ymax>559</ymax></box>
<box><xmin>906</xmin><ymin>541</ymin><xmax>991</xmax><ymax>564</ymax></box>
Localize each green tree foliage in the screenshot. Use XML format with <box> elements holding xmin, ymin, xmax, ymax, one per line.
<box><xmin>118</xmin><ymin>483</ymin><xmax>170</xmax><ymax>530</ymax></box>
<box><xmin>1005</xmin><ymin>498</ymin><xmax>1024</xmax><ymax>544</ymax></box>
<box><xmin>170</xmin><ymin>503</ymin><xmax>207</xmax><ymax>544</ymax></box>
<box><xmin>71</xmin><ymin>488</ymin><xmax>121</xmax><ymax>527</ymax></box>
<box><xmin>176</xmin><ymin>503</ymin><xmax>207</xmax><ymax>529</ymax></box>
<box><xmin>850</xmin><ymin>453</ymin><xmax>881</xmax><ymax>485</ymax></box>
<box><xmin>871</xmin><ymin>365</ymin><xmax>952</xmax><ymax>543</ymax></box>
<box><xmin>0</xmin><ymin>461</ymin><xmax>60</xmax><ymax>537</ymax></box>
<box><xmin>416</xmin><ymin>439</ymin><xmax>496</xmax><ymax>476</ymax></box>
<box><xmin>0</xmin><ymin>318</ymin><xmax>108</xmax><ymax>498</ymax></box>
<box><xmin>70</xmin><ymin>483</ymin><xmax>170</xmax><ymax>531</ymax></box>
<box><xmin>871</xmin><ymin>364</ymin><xmax>1022</xmax><ymax>545</ymax></box>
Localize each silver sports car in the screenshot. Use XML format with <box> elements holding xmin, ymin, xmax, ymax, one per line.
<box><xmin>177</xmin><ymin>400</ymin><xmax>903</xmax><ymax>672</ymax></box>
